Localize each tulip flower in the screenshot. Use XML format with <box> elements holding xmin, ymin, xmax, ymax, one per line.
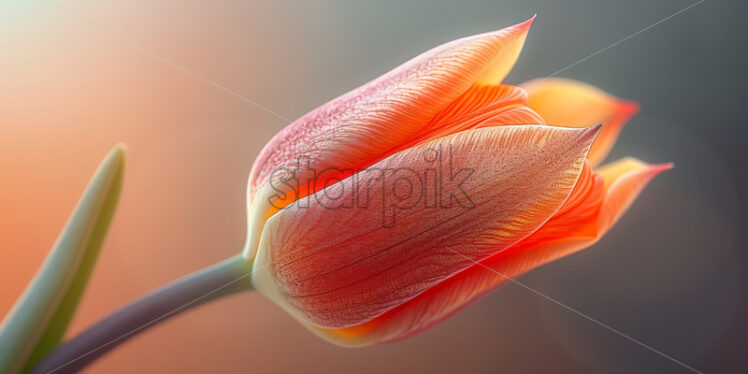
<box><xmin>243</xmin><ymin>17</ymin><xmax>669</xmax><ymax>346</ymax></box>
<box><xmin>26</xmin><ymin>16</ymin><xmax>670</xmax><ymax>373</ymax></box>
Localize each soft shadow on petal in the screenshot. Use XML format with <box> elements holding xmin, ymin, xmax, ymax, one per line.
<box><xmin>317</xmin><ymin>157</ymin><xmax>669</xmax><ymax>346</ymax></box>
<box><xmin>252</xmin><ymin>124</ymin><xmax>598</xmax><ymax>330</ymax></box>
<box><xmin>400</xmin><ymin>84</ymin><xmax>545</xmax><ymax>149</ymax></box>
<box><xmin>521</xmin><ymin>78</ymin><xmax>639</xmax><ymax>166</ymax></box>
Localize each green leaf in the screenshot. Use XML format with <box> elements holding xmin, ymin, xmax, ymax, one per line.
<box><xmin>0</xmin><ymin>145</ymin><xmax>126</xmax><ymax>374</ymax></box>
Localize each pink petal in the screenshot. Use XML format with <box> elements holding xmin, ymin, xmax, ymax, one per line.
<box><xmin>251</xmin><ymin>124</ymin><xmax>599</xmax><ymax>329</ymax></box>
<box><xmin>316</xmin><ymin>158</ymin><xmax>669</xmax><ymax>345</ymax></box>
<box><xmin>244</xmin><ymin>18</ymin><xmax>537</xmax><ymax>258</ymax></box>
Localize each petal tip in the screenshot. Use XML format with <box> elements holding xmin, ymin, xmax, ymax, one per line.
<box><xmin>650</xmin><ymin>162</ymin><xmax>674</xmax><ymax>174</ymax></box>
<box><xmin>612</xmin><ymin>100</ymin><xmax>639</xmax><ymax>139</ymax></box>
<box><xmin>473</xmin><ymin>17</ymin><xmax>535</xmax><ymax>85</ymax></box>
<box><xmin>491</xmin><ymin>15</ymin><xmax>535</xmax><ymax>36</ymax></box>
<box><xmin>570</xmin><ymin>124</ymin><xmax>602</xmax><ymax>158</ymax></box>
<box><xmin>618</xmin><ymin>100</ymin><xmax>640</xmax><ymax>114</ymax></box>
<box><xmin>615</xmin><ymin>100</ymin><xmax>640</xmax><ymax>126</ymax></box>
<box><xmin>518</xmin><ymin>14</ymin><xmax>537</xmax><ymax>30</ymax></box>
<box><xmin>584</xmin><ymin>123</ymin><xmax>603</xmax><ymax>139</ymax></box>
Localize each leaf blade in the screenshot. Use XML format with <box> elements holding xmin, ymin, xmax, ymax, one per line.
<box><xmin>0</xmin><ymin>145</ymin><xmax>126</xmax><ymax>374</ymax></box>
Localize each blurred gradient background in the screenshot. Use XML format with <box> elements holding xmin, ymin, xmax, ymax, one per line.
<box><xmin>1</xmin><ymin>0</ymin><xmax>746</xmax><ymax>372</ymax></box>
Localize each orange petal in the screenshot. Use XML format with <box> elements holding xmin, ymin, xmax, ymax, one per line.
<box><xmin>595</xmin><ymin>157</ymin><xmax>673</xmax><ymax>231</ymax></box>
<box><xmin>252</xmin><ymin>124</ymin><xmax>598</xmax><ymax>330</ymax></box>
<box><xmin>249</xmin><ymin>18</ymin><xmax>535</xmax><ymax>199</ymax></box>
<box><xmin>521</xmin><ymin>78</ymin><xmax>639</xmax><ymax>166</ymax></box>
<box><xmin>401</xmin><ymin>84</ymin><xmax>545</xmax><ymax>149</ymax></box>
<box><xmin>243</xmin><ymin>18</ymin><xmax>536</xmax><ymax>258</ymax></box>
<box><xmin>317</xmin><ymin>157</ymin><xmax>669</xmax><ymax>346</ymax></box>
<box><xmin>478</xmin><ymin>105</ymin><xmax>546</xmax><ymax>127</ymax></box>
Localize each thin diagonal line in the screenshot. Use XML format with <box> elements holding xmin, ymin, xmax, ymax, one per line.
<box><xmin>548</xmin><ymin>0</ymin><xmax>705</xmax><ymax>77</ymax></box>
<box><xmin>44</xmin><ymin>0</ymin><xmax>292</xmax><ymax>123</ymax></box>
<box><xmin>444</xmin><ymin>247</ymin><xmax>702</xmax><ymax>374</ymax></box>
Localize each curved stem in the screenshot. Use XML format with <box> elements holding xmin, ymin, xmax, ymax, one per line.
<box><xmin>29</xmin><ymin>255</ymin><xmax>254</xmax><ymax>374</ymax></box>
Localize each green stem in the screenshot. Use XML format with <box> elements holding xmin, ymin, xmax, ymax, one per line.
<box><xmin>29</xmin><ymin>255</ymin><xmax>254</xmax><ymax>374</ymax></box>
